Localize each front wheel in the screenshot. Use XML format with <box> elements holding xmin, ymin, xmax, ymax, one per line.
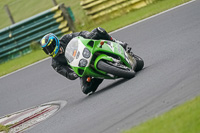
<box><xmin>134</xmin><ymin>55</ymin><xmax>144</xmax><ymax>72</ymax></box>
<box><xmin>97</xmin><ymin>60</ymin><xmax>135</xmax><ymax>79</ymax></box>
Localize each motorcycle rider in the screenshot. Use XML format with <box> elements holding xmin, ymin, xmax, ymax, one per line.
<box><xmin>40</xmin><ymin>27</ymin><xmax>133</xmax><ymax>94</ymax></box>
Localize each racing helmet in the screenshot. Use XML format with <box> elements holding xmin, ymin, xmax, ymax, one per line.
<box><xmin>40</xmin><ymin>33</ymin><xmax>60</xmax><ymax>58</ymax></box>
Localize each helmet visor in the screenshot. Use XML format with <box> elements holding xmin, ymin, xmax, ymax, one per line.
<box><xmin>42</xmin><ymin>39</ymin><xmax>56</xmax><ymax>56</ymax></box>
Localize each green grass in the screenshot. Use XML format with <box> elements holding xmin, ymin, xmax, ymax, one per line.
<box><xmin>0</xmin><ymin>0</ymin><xmax>191</xmax><ymax>77</ymax></box>
<box><xmin>123</xmin><ymin>96</ymin><xmax>200</xmax><ymax>133</ymax></box>
<box><xmin>0</xmin><ymin>124</ymin><xmax>9</xmax><ymax>133</ymax></box>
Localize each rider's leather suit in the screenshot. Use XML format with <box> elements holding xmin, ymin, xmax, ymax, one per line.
<box><xmin>51</xmin><ymin>27</ymin><xmax>128</xmax><ymax>94</ymax></box>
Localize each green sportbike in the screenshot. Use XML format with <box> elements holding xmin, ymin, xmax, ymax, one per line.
<box><xmin>65</xmin><ymin>36</ymin><xmax>144</xmax><ymax>80</ymax></box>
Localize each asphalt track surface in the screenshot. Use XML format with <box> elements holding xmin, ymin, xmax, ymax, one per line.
<box><xmin>0</xmin><ymin>0</ymin><xmax>200</xmax><ymax>132</ymax></box>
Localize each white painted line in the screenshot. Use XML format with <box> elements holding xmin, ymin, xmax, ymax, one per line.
<box><xmin>110</xmin><ymin>0</ymin><xmax>196</xmax><ymax>34</ymax></box>
<box><xmin>0</xmin><ymin>0</ymin><xmax>196</xmax><ymax>79</ymax></box>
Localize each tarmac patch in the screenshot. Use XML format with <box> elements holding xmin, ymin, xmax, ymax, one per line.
<box><xmin>0</xmin><ymin>100</ymin><xmax>67</xmax><ymax>133</ymax></box>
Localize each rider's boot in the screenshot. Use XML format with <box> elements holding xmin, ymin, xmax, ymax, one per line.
<box><xmin>80</xmin><ymin>76</ymin><xmax>103</xmax><ymax>95</ymax></box>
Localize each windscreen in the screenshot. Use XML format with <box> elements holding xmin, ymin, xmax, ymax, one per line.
<box><xmin>65</xmin><ymin>38</ymin><xmax>79</xmax><ymax>63</ymax></box>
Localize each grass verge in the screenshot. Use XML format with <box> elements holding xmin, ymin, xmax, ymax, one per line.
<box><xmin>123</xmin><ymin>96</ymin><xmax>200</xmax><ymax>133</ymax></box>
<box><xmin>0</xmin><ymin>124</ymin><xmax>9</xmax><ymax>133</ymax></box>
<box><xmin>0</xmin><ymin>0</ymin><xmax>191</xmax><ymax>77</ymax></box>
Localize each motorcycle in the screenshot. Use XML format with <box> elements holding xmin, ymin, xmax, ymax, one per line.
<box><xmin>64</xmin><ymin>36</ymin><xmax>144</xmax><ymax>80</ymax></box>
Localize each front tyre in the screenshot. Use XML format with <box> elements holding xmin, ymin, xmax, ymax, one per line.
<box><xmin>134</xmin><ymin>55</ymin><xmax>144</xmax><ymax>72</ymax></box>
<box><xmin>97</xmin><ymin>60</ymin><xmax>135</xmax><ymax>79</ymax></box>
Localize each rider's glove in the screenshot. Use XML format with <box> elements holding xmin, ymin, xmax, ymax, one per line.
<box><xmin>68</xmin><ymin>72</ymin><xmax>79</xmax><ymax>80</ymax></box>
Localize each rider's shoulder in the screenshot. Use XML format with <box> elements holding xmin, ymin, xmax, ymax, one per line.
<box><xmin>60</xmin><ymin>33</ymin><xmax>73</xmax><ymax>40</ymax></box>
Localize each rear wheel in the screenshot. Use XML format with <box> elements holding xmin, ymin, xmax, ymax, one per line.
<box><xmin>97</xmin><ymin>60</ymin><xmax>135</xmax><ymax>79</ymax></box>
<box><xmin>134</xmin><ymin>55</ymin><xmax>144</xmax><ymax>72</ymax></box>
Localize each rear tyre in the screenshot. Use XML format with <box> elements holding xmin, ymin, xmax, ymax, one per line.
<box><xmin>134</xmin><ymin>55</ymin><xmax>144</xmax><ymax>72</ymax></box>
<box><xmin>97</xmin><ymin>60</ymin><xmax>135</xmax><ymax>79</ymax></box>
